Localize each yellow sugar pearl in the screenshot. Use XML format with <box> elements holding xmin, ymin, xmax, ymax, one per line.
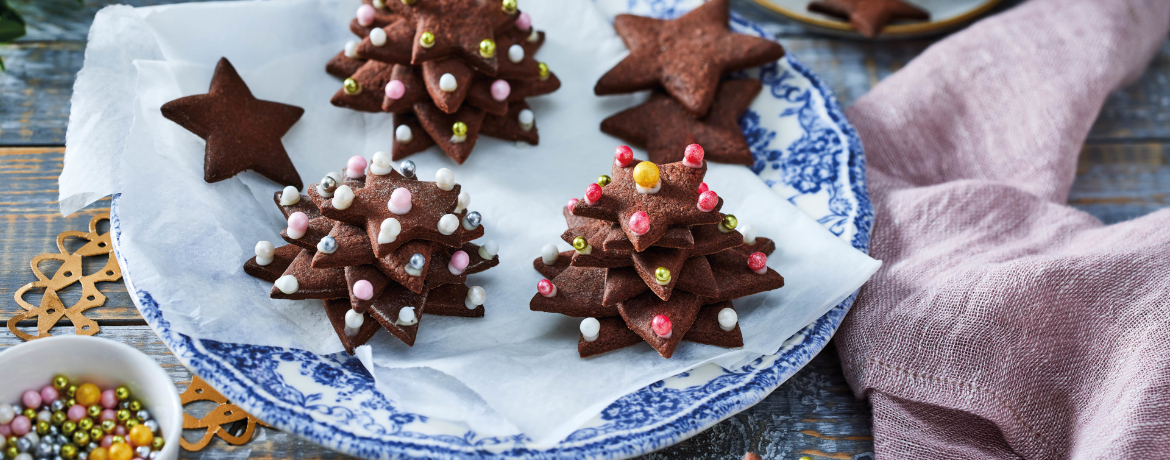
<box><xmin>343</xmin><ymin>78</ymin><xmax>361</xmax><ymax>96</ymax></box>
<box><xmin>129</xmin><ymin>424</ymin><xmax>153</xmax><ymax>447</ymax></box>
<box><xmin>88</xmin><ymin>447</ymin><xmax>109</xmax><ymax>460</ymax></box>
<box><xmin>632</xmin><ymin>161</ymin><xmax>659</xmax><ymax>188</ymax></box>
<box><xmin>537</xmin><ymin>62</ymin><xmax>549</xmax><ymax>79</ymax></box>
<box><xmin>420</xmin><ymin>31</ymin><xmax>435</xmax><ymax>48</ymax></box>
<box><xmin>655</xmin><ymin>267</ymin><xmax>670</xmax><ymax>283</ymax></box>
<box><xmin>571</xmin><ymin>236</ymin><xmax>588</xmax><ymax>251</ymax></box>
<box><xmin>108</xmin><ymin>442</ymin><xmax>133</xmax><ymax>460</ymax></box>
<box><xmin>53</xmin><ymin>375</ymin><xmax>70</xmax><ymax>391</ymax></box>
<box><xmin>501</xmin><ymin>0</ymin><xmax>517</xmax><ymax>13</ymax></box>
<box><xmin>597</xmin><ymin>175</ymin><xmax>611</xmax><ymax>187</ymax></box>
<box><xmin>452</xmin><ymin>121</ymin><xmax>468</xmax><ymax>137</ymax></box>
<box><xmin>75</xmin><ymin>383</ymin><xmax>101</xmax><ymax>407</ymax></box>
<box><xmin>479</xmin><ymin>38</ymin><xmax>496</xmax><ymax>58</ymax></box>
<box><xmin>720</xmin><ymin>214</ymin><xmax>738</xmax><ymax>231</ymax></box>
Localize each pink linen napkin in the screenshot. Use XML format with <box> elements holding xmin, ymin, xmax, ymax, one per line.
<box><xmin>836</xmin><ymin>0</ymin><xmax>1170</xmax><ymax>458</ymax></box>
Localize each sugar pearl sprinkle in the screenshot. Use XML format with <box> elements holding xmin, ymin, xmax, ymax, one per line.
<box><xmin>317</xmin><ymin>235</ymin><xmax>338</xmax><ymax>254</ymax></box>
<box><xmin>397</xmin><ymin>307</ymin><xmax>418</xmax><ymax>326</ymax></box>
<box><xmin>435</xmin><ymin>168</ymin><xmax>455</xmax><ymax>191</ymax></box>
<box><xmin>652</xmin><ymin>315</ymin><xmax>672</xmax><ymax>338</ymax></box>
<box><xmin>344</xmin><ymin>308</ymin><xmax>364</xmax><ymax>335</ymax></box>
<box><xmin>400</xmin><ymin>160</ymin><xmax>417</xmax><ymax>179</ymax></box>
<box><xmin>448</xmin><ymin>250</ymin><xmax>470</xmax><ymax>275</ymax></box>
<box><xmin>465</xmin><ymin>286</ymin><xmax>487</xmax><ymax>309</ymax></box>
<box><xmin>455</xmin><ymin>192</ymin><xmax>471</xmax><ymax>213</ymax></box>
<box><xmin>633</xmin><ymin>161</ymin><xmax>661</xmax><ymax>194</ymax></box>
<box><xmin>356</xmin><ymin>4</ymin><xmax>375</xmax><ymax>26</ymax></box>
<box><xmin>584</xmin><ymin>183</ymin><xmax>602</xmax><ymax>205</ymax></box>
<box><xmin>387</xmin><ymin>187</ymin><xmax>413</xmax><ymax>214</ymax></box>
<box><xmin>438</xmin><ymin>214</ymin><xmax>460</xmax><ymax>235</ymax></box>
<box><xmin>353</xmin><ymin>279</ymin><xmax>374</xmax><ymax>300</ymax></box>
<box><xmin>346</xmin><ymin>155</ymin><xmax>368</xmax><ymax>179</ymax></box>
<box><xmin>516</xmin><ymin>11</ymin><xmax>532</xmax><ymax>31</ymax></box>
<box><xmin>378</xmin><ymin>218</ymin><xmax>402</xmax><ymax>244</ymax></box>
<box><xmin>697</xmin><ymin>190</ymin><xmax>718</xmax><ymax>212</ymax></box>
<box><xmin>395</xmin><ymin>125</ymin><xmax>413</xmax><ymax>143</ymax></box>
<box><xmin>3</xmin><ymin>377</ymin><xmax>165</xmax><ymax>460</ymax></box>
<box><xmin>385</xmin><ymin>79</ymin><xmax>406</xmax><ymax>100</ymax></box>
<box><xmin>317</xmin><ymin>172</ymin><xmax>340</xmax><ymax>197</ymax></box>
<box><xmin>739</xmin><ymin>223</ymin><xmax>757</xmax><ymax>245</ymax></box>
<box><xmin>567</xmin><ymin>198</ymin><xmax>580</xmax><ymax>214</ymax></box>
<box><xmin>682</xmin><ymin>143</ymin><xmax>705</xmax><ymax>168</ymax></box>
<box><xmin>697</xmin><ymin>182</ymin><xmax>709</xmax><ymax>194</ymax></box>
<box><xmin>371</xmin><ymin>151</ymin><xmax>394</xmax><ymax>175</ymax></box>
<box><xmin>286</xmin><ymin>212</ymin><xmax>309</xmax><ymax>239</ymax></box>
<box><xmin>507</xmin><ymin>44</ymin><xmax>525</xmax><ymax>63</ymax></box>
<box><xmin>628</xmin><ymin>211</ymin><xmax>650</xmax><ymax>236</ymax></box>
<box><xmin>491</xmin><ymin>79</ymin><xmax>511</xmax><ymax>101</ymax></box>
<box><xmin>370</xmin><ymin>27</ymin><xmax>387</xmax><ymax>47</ymax></box>
<box><xmin>462</xmin><ymin>211</ymin><xmax>482</xmax><ymax>230</ymax></box>
<box><xmin>537</xmin><ymin>279</ymin><xmax>557</xmax><ymax>297</ymax></box>
<box><xmin>439</xmin><ymin>73</ymin><xmax>458</xmax><ymax>92</ymax></box>
<box><xmin>518</xmin><ymin>109</ymin><xmax>535</xmax><ymax>131</ymax></box>
<box><xmin>332</xmin><ymin>184</ymin><xmax>355</xmax><ymax>210</ymax></box>
<box><xmin>344</xmin><ymin>40</ymin><xmax>359</xmax><ymax>58</ymax></box>
<box><xmin>478</xmin><ymin>241</ymin><xmax>498</xmax><ymax>260</ymax></box>
<box><xmin>540</xmin><ymin>243</ymin><xmax>559</xmax><ymax>265</ymax></box>
<box><xmin>717</xmin><ymin>308</ymin><xmax>738</xmax><ymax>331</ymax></box>
<box><xmin>254</xmin><ymin>241</ymin><xmax>275</xmax><ymax>266</ymax></box>
<box><xmin>405</xmin><ymin>253</ymin><xmax>426</xmax><ymax>276</ymax></box>
<box><xmin>279</xmin><ymin>185</ymin><xmax>300</xmax><ymax>206</ymax></box>
<box><xmin>748</xmin><ymin>252</ymin><xmax>768</xmax><ymax>274</ymax></box>
<box><xmin>614</xmin><ymin>145</ymin><xmax>634</xmax><ymax>167</ymax></box>
<box><xmin>275</xmin><ymin>275</ymin><xmax>299</xmax><ymax>294</ymax></box>
<box><xmin>580</xmin><ymin>317</ymin><xmax>600</xmax><ymax>342</ymax></box>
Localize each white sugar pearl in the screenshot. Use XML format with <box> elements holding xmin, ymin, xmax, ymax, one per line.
<box><xmin>435</xmin><ymin>168</ymin><xmax>455</xmax><ymax>191</ymax></box>
<box><xmin>740</xmin><ymin>224</ymin><xmax>757</xmax><ymax>245</ymax></box>
<box><xmin>344</xmin><ymin>40</ymin><xmax>359</xmax><ymax>58</ymax></box>
<box><xmin>465</xmin><ymin>286</ymin><xmax>486</xmax><ymax>309</ymax></box>
<box><xmin>437</xmin><ymin>214</ymin><xmax>459</xmax><ymax>235</ymax></box>
<box><xmin>478</xmin><ymin>240</ymin><xmax>498</xmax><ymax>259</ymax></box>
<box><xmin>0</xmin><ymin>404</ymin><xmax>14</xmax><ymax>424</ymax></box>
<box><xmin>439</xmin><ymin>73</ymin><xmax>458</xmax><ymax>92</ymax></box>
<box><xmin>345</xmin><ymin>309</ymin><xmax>364</xmax><ymax>330</ymax></box>
<box><xmin>279</xmin><ymin>186</ymin><xmax>300</xmax><ymax>206</ymax></box>
<box><xmin>718</xmin><ymin>308</ymin><xmax>738</xmax><ymax>331</ymax></box>
<box><xmin>518</xmin><ymin>109</ymin><xmax>535</xmax><ymax>131</ymax></box>
<box><xmin>397</xmin><ymin>306</ymin><xmax>418</xmax><ymax>326</ymax></box>
<box><xmin>528</xmin><ymin>29</ymin><xmax>539</xmax><ymax>42</ymax></box>
<box><xmin>332</xmin><ymin>185</ymin><xmax>355</xmax><ymax>210</ymax></box>
<box><xmin>395</xmin><ymin>125</ymin><xmax>413</xmax><ymax>143</ymax></box>
<box><xmin>254</xmin><ymin>241</ymin><xmax>275</xmax><ymax>266</ymax></box>
<box><xmin>540</xmin><ymin>243</ymin><xmax>559</xmax><ymax>265</ymax></box>
<box><xmin>378</xmin><ymin>218</ymin><xmax>401</xmax><ymax>244</ymax></box>
<box><xmin>275</xmin><ymin>275</ymin><xmax>299</xmax><ymax>294</ymax></box>
<box><xmin>580</xmin><ymin>317</ymin><xmax>600</xmax><ymax>342</ymax></box>
<box><xmin>370</xmin><ymin>151</ymin><xmax>393</xmax><ymax>175</ymax></box>
<box><xmin>373</xmin><ymin>0</ymin><xmax>385</xmax><ymax>8</ymax></box>
<box><xmin>507</xmin><ymin>44</ymin><xmax>524</xmax><ymax>63</ymax></box>
<box><xmin>455</xmin><ymin>192</ymin><xmax>471</xmax><ymax>213</ymax></box>
<box><xmin>369</xmin><ymin>28</ymin><xmax>387</xmax><ymax>47</ymax></box>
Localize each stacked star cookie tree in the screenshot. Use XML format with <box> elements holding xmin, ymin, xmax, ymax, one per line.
<box><xmin>594</xmin><ymin>0</ymin><xmax>785</xmax><ymax>166</ymax></box>
<box><xmin>244</xmin><ymin>155</ymin><xmax>499</xmax><ymax>354</ymax></box>
<box><xmin>326</xmin><ymin>0</ymin><xmax>561</xmax><ymax>164</ymax></box>
<box><xmin>531</xmin><ymin>144</ymin><xmax>784</xmax><ymax>358</ymax></box>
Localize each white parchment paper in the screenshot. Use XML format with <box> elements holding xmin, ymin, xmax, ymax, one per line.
<box><xmin>61</xmin><ymin>0</ymin><xmax>881</xmax><ymax>445</ymax></box>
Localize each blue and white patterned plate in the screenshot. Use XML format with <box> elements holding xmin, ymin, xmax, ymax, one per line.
<box><xmin>110</xmin><ymin>2</ymin><xmax>870</xmax><ymax>458</ymax></box>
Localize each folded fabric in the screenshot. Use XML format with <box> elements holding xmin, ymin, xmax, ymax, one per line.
<box><xmin>837</xmin><ymin>0</ymin><xmax>1170</xmax><ymax>457</ymax></box>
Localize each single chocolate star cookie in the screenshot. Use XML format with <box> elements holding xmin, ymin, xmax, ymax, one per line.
<box><xmin>808</xmin><ymin>0</ymin><xmax>929</xmax><ymax>38</ymax></box>
<box><xmin>161</xmin><ymin>57</ymin><xmax>304</xmax><ymax>189</ymax></box>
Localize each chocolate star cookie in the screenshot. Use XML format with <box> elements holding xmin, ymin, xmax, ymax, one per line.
<box><xmin>808</xmin><ymin>0</ymin><xmax>929</xmax><ymax>38</ymax></box>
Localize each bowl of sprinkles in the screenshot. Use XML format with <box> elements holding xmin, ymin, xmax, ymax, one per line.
<box><xmin>0</xmin><ymin>336</ymin><xmax>181</xmax><ymax>460</ymax></box>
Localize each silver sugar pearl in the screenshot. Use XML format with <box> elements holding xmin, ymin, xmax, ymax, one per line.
<box><xmin>47</xmin><ymin>426</ymin><xmax>57</xmax><ymax>436</ymax></box>
<box><xmin>87</xmin><ymin>443</ymin><xmax>98</xmax><ymax>452</ymax></box>
<box><xmin>320</xmin><ymin>175</ymin><xmax>338</xmax><ymax>194</ymax></box>
<box><xmin>35</xmin><ymin>442</ymin><xmax>52</xmax><ymax>458</ymax></box>
<box><xmin>317</xmin><ymin>236</ymin><xmax>337</xmax><ymax>254</ymax></box>
<box><xmin>54</xmin><ymin>435</ymin><xmax>67</xmax><ymax>446</ymax></box>
<box><xmin>399</xmin><ymin>160</ymin><xmax>416</xmax><ymax>179</ymax></box>
<box><xmin>143</xmin><ymin>420</ymin><xmax>159</xmax><ymax>434</ymax></box>
<box><xmin>23</xmin><ymin>433</ymin><xmax>39</xmax><ymax>447</ymax></box>
<box><xmin>12</xmin><ymin>404</ymin><xmax>22</xmax><ymax>415</ymax></box>
<box><xmin>408</xmin><ymin>253</ymin><xmax>425</xmax><ymax>269</ymax></box>
<box><xmin>135</xmin><ymin>446</ymin><xmax>151</xmax><ymax>458</ymax></box>
<box><xmin>464</xmin><ymin>211</ymin><xmax>481</xmax><ymax>229</ymax></box>
<box><xmin>49</xmin><ymin>400</ymin><xmax>64</xmax><ymax>412</ymax></box>
<box><xmin>51</xmin><ymin>443</ymin><xmax>60</xmax><ymax>454</ymax></box>
<box><xmin>78</xmin><ymin>452</ymin><xmax>88</xmax><ymax>460</ymax></box>
<box><xmin>16</xmin><ymin>438</ymin><xmax>31</xmax><ymax>453</ymax></box>
<box><xmin>119</xmin><ymin>402</ymin><xmax>130</xmax><ymax>410</ymax></box>
<box><xmin>148</xmin><ymin>452</ymin><xmax>160</xmax><ymax>460</ymax></box>
<box><xmin>136</xmin><ymin>410</ymin><xmax>150</xmax><ymax>422</ymax></box>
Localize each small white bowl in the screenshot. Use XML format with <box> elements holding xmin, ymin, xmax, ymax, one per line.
<box><xmin>0</xmin><ymin>336</ymin><xmax>182</xmax><ymax>460</ymax></box>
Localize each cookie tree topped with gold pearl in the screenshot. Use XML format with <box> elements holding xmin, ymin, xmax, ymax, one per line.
<box><xmin>325</xmin><ymin>0</ymin><xmax>561</xmax><ymax>165</ymax></box>
<box><xmin>245</xmin><ymin>155</ymin><xmax>498</xmax><ymax>353</ymax></box>
<box><xmin>531</xmin><ymin>144</ymin><xmax>785</xmax><ymax>358</ymax></box>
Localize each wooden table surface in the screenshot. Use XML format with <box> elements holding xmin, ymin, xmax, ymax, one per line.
<box><xmin>1</xmin><ymin>0</ymin><xmax>1166</xmax><ymax>458</ymax></box>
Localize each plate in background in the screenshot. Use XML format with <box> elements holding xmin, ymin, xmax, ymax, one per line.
<box><xmin>752</xmin><ymin>0</ymin><xmax>1004</xmax><ymax>39</ymax></box>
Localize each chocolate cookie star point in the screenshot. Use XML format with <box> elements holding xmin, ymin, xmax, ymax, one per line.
<box><xmin>808</xmin><ymin>0</ymin><xmax>929</xmax><ymax>38</ymax></box>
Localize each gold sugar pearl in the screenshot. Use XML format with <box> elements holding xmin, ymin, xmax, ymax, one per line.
<box><xmin>655</xmin><ymin>267</ymin><xmax>671</xmax><ymax>283</ymax></box>
<box><xmin>479</xmin><ymin>39</ymin><xmax>496</xmax><ymax>58</ymax></box>
<box><xmin>452</xmin><ymin>121</ymin><xmax>468</xmax><ymax>137</ymax></box>
<box><xmin>343</xmin><ymin>78</ymin><xmax>362</xmax><ymax>96</ymax></box>
<box><xmin>501</xmin><ymin>0</ymin><xmax>517</xmax><ymax>13</ymax></box>
<box><xmin>597</xmin><ymin>175</ymin><xmax>611</xmax><ymax>187</ymax></box>
<box><xmin>537</xmin><ymin>62</ymin><xmax>549</xmax><ymax>79</ymax></box>
<box><xmin>720</xmin><ymin>214</ymin><xmax>738</xmax><ymax>231</ymax></box>
<box><xmin>572</xmin><ymin>236</ymin><xmax>588</xmax><ymax>251</ymax></box>
<box><xmin>420</xmin><ymin>31</ymin><xmax>436</xmax><ymax>48</ymax></box>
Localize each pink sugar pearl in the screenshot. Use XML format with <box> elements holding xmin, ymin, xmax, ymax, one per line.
<box><xmin>614</xmin><ymin>145</ymin><xmax>634</xmax><ymax>167</ymax></box>
<box><xmin>448</xmin><ymin>250</ymin><xmax>469</xmax><ymax>273</ymax></box>
<box><xmin>287</xmin><ymin>211</ymin><xmax>309</xmax><ymax>236</ymax></box>
<box><xmin>683</xmin><ymin>143</ymin><xmax>704</xmax><ymax>167</ymax></box>
<box><xmin>10</xmin><ymin>415</ymin><xmax>30</xmax><ymax>436</ymax></box>
<box><xmin>22</xmin><ymin>390</ymin><xmax>41</xmax><ymax>409</ymax></box>
<box><xmin>385</xmin><ymin>80</ymin><xmax>405</xmax><ymax>99</ymax></box>
<box><xmin>0</xmin><ymin>423</ymin><xmax>12</xmax><ymax>437</ymax></box>
<box><xmin>40</xmin><ymin>386</ymin><xmax>58</xmax><ymax>405</ymax></box>
<box><xmin>356</xmin><ymin>4</ymin><xmax>376</xmax><ymax>26</ymax></box>
<box><xmin>628</xmin><ymin>211</ymin><xmax>650</xmax><ymax>235</ymax></box>
<box><xmin>567</xmin><ymin>198</ymin><xmax>579</xmax><ymax>214</ymax></box>
<box><xmin>697</xmin><ymin>190</ymin><xmax>719</xmax><ymax>212</ymax></box>
<box><xmin>515</xmin><ymin>11</ymin><xmax>532</xmax><ymax>31</ymax></box>
<box><xmin>388</xmin><ymin>187</ymin><xmax>412</xmax><ymax>214</ymax></box>
<box><xmin>101</xmin><ymin>389</ymin><xmax>117</xmax><ymax>409</ymax></box>
<box><xmin>490</xmin><ymin>79</ymin><xmax>511</xmax><ymax>101</ymax></box>
<box><xmin>99</xmin><ymin>409</ymin><xmax>117</xmax><ymax>422</ymax></box>
<box><xmin>115</xmin><ymin>425</ymin><xmax>127</xmax><ymax>436</ymax></box>
<box><xmin>353</xmin><ymin>280</ymin><xmax>374</xmax><ymax>301</ymax></box>
<box><xmin>346</xmin><ymin>155</ymin><xmax>368</xmax><ymax>179</ymax></box>
<box><xmin>101</xmin><ymin>435</ymin><xmax>114</xmax><ymax>448</ymax></box>
<box><xmin>697</xmin><ymin>182</ymin><xmax>709</xmax><ymax>194</ymax></box>
<box><xmin>67</xmin><ymin>404</ymin><xmax>87</xmax><ymax>422</ymax></box>
<box><xmin>652</xmin><ymin>314</ymin><xmax>672</xmax><ymax>338</ymax></box>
